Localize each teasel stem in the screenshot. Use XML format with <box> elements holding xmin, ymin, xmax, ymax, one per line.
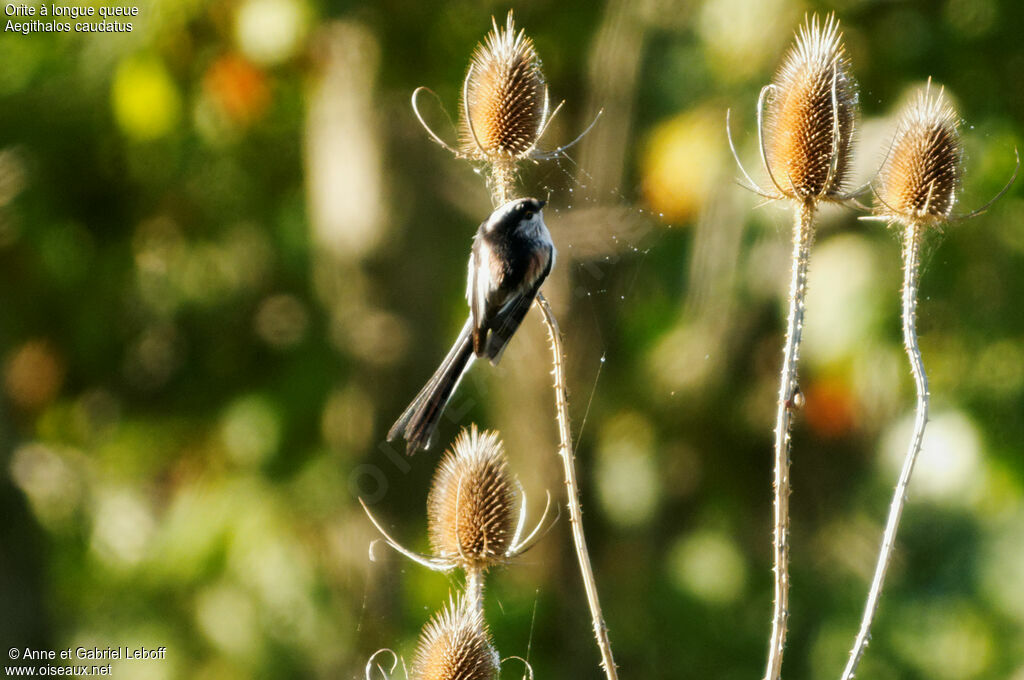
<box><xmin>765</xmin><ymin>197</ymin><xmax>815</xmax><ymax>680</ymax></box>
<box><xmin>535</xmin><ymin>292</ymin><xmax>618</xmax><ymax>680</ymax></box>
<box><xmin>465</xmin><ymin>567</ymin><xmax>486</xmax><ymax>617</ymax></box>
<box><xmin>841</xmin><ymin>219</ymin><xmax>927</xmax><ymax>680</ymax></box>
<box><xmin>489</xmin><ymin>160</ymin><xmax>516</xmax><ymax>206</ymax></box>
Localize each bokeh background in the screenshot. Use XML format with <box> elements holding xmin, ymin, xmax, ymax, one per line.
<box><xmin>2</xmin><ymin>0</ymin><xmax>1023</xmax><ymax>678</ymax></box>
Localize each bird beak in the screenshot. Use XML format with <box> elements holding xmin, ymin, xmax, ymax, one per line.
<box><xmin>538</xmin><ymin>200</ymin><xmax>547</xmax><ymax>209</ymax></box>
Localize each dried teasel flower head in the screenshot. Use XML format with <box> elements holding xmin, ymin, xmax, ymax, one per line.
<box><xmin>460</xmin><ymin>11</ymin><xmax>547</xmax><ymax>163</ymax></box>
<box><xmin>763</xmin><ymin>13</ymin><xmax>858</xmax><ymax>201</ymax></box>
<box><xmin>428</xmin><ymin>425</ymin><xmax>517</xmax><ymax>570</ymax></box>
<box><xmin>875</xmin><ymin>81</ymin><xmax>962</xmax><ymax>224</ymax></box>
<box><xmin>411</xmin><ymin>595</ymin><xmax>499</xmax><ymax>680</ymax></box>
<box><xmin>360</xmin><ymin>426</ymin><xmax>551</xmax><ymax>574</ymax></box>
<box><xmin>411</xmin><ymin>12</ymin><xmax>600</xmax><ymax>205</ymax></box>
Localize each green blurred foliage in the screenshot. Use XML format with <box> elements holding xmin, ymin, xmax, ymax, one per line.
<box><xmin>1</xmin><ymin>0</ymin><xmax>1023</xmax><ymax>679</ymax></box>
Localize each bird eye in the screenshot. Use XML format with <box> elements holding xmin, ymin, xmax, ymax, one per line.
<box><xmin>524</xmin><ymin>211</ymin><xmax>534</xmax><ymax>220</ymax></box>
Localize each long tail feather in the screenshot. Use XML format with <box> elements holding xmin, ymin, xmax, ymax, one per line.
<box><xmin>387</xmin><ymin>319</ymin><xmax>475</xmax><ymax>454</ymax></box>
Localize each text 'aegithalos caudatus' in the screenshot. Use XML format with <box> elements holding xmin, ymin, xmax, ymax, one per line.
<box><xmin>389</xmin><ymin>197</ymin><xmax>555</xmax><ymax>454</ymax></box>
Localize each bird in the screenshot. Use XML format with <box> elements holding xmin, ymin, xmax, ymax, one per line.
<box><xmin>388</xmin><ymin>197</ymin><xmax>555</xmax><ymax>454</ymax></box>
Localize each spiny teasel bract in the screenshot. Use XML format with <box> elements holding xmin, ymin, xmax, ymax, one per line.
<box><xmin>427</xmin><ymin>425</ymin><xmax>518</xmax><ymax>569</ymax></box>
<box><xmin>764</xmin><ymin>13</ymin><xmax>858</xmax><ymax>201</ymax></box>
<box><xmin>411</xmin><ymin>595</ymin><xmax>499</xmax><ymax>680</ymax></box>
<box><xmin>460</xmin><ymin>11</ymin><xmax>547</xmax><ymax>162</ymax></box>
<box><xmin>875</xmin><ymin>82</ymin><xmax>962</xmax><ymax>224</ymax></box>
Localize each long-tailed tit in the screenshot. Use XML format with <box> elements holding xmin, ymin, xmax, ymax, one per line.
<box><xmin>388</xmin><ymin>197</ymin><xmax>554</xmax><ymax>454</ymax></box>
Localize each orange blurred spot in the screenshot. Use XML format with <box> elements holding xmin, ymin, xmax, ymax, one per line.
<box><xmin>804</xmin><ymin>377</ymin><xmax>856</xmax><ymax>439</ymax></box>
<box><xmin>203</xmin><ymin>54</ymin><xmax>270</xmax><ymax>126</ymax></box>
<box><xmin>4</xmin><ymin>340</ymin><xmax>65</xmax><ymax>411</ymax></box>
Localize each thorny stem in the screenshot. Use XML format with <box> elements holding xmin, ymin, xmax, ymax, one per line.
<box><xmin>764</xmin><ymin>198</ymin><xmax>815</xmax><ymax>680</ymax></box>
<box><xmin>490</xmin><ymin>161</ymin><xmax>516</xmax><ymax>206</ymax></box>
<box><xmin>841</xmin><ymin>220</ymin><xmax>929</xmax><ymax>680</ymax></box>
<box><xmin>535</xmin><ymin>292</ymin><xmax>619</xmax><ymax>680</ymax></box>
<box><xmin>465</xmin><ymin>567</ymin><xmax>486</xmax><ymax>617</ymax></box>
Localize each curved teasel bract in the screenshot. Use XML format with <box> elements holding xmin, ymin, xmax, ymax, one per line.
<box><xmin>359</xmin><ymin>425</ymin><xmax>552</xmax><ymax>573</ymax></box>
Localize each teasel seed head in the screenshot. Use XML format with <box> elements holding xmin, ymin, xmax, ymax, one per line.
<box><xmin>764</xmin><ymin>13</ymin><xmax>858</xmax><ymax>201</ymax></box>
<box><xmin>412</xmin><ymin>11</ymin><xmax>601</xmax><ymax>205</ymax></box>
<box><xmin>411</xmin><ymin>595</ymin><xmax>499</xmax><ymax>680</ymax></box>
<box><xmin>428</xmin><ymin>425</ymin><xmax>518</xmax><ymax>570</ymax></box>
<box><xmin>875</xmin><ymin>81</ymin><xmax>962</xmax><ymax>224</ymax></box>
<box><xmin>460</xmin><ymin>11</ymin><xmax>547</xmax><ymax>164</ymax></box>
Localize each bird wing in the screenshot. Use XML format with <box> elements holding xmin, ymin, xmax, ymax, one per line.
<box><xmin>482</xmin><ymin>244</ymin><xmax>553</xmax><ymax>363</ymax></box>
<box><xmin>467</xmin><ymin>236</ymin><xmax>497</xmax><ymax>332</ymax></box>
